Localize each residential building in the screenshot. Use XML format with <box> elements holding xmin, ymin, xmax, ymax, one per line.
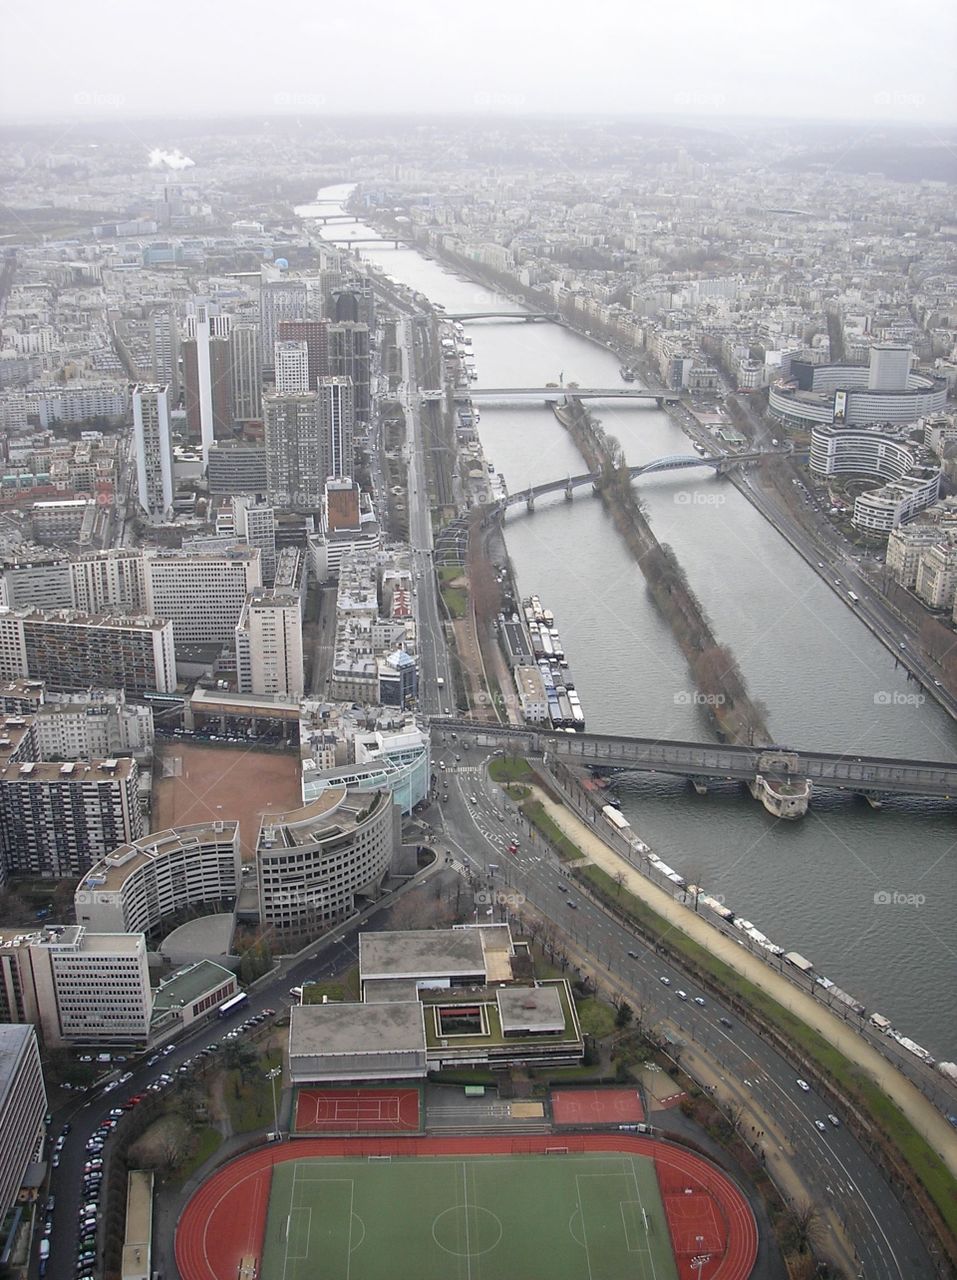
<box><xmin>206</xmin><ymin>443</ymin><xmax>268</xmax><ymax>496</ymax></box>
<box><xmin>0</xmin><ymin>1024</ymin><xmax>46</xmax><ymax>1221</ymax></box>
<box><xmin>915</xmin><ymin>541</ymin><xmax>957</xmax><ymax>610</ymax></box>
<box><xmin>260</xmin><ymin>269</ymin><xmax>309</xmax><ymax>365</ymax></box>
<box><xmin>278</xmin><ymin>318</ymin><xmax>328</xmax><ymax>387</ymax></box>
<box><xmin>75</xmin><ymin>822</ymin><xmax>241</xmax><ymax>935</ymax></box>
<box><xmin>328</xmin><ymin>322</ymin><xmax>370</xmax><ymax>421</ymax></box>
<box><xmin>143</xmin><ymin>548</ymin><xmax>262</xmax><ymax>645</ymax></box>
<box><xmin>235</xmin><ymin>589</ymin><xmax>304</xmax><ymax>698</ymax></box>
<box><xmin>317</xmin><ymin>375</ymin><xmax>355</xmax><ymax>479</ymax></box>
<box><xmin>263</xmin><ymin>391</ymin><xmax>322</xmax><ymax>509</ymax></box>
<box><xmin>228</xmin><ymin>322</ymin><xmax>262</xmax><ymax>422</ymax></box>
<box><xmin>274</xmin><ymin>340</ymin><xmax>310</xmax><ymax>395</ymax></box>
<box><xmin>232</xmin><ymin>496</ymin><xmax>277</xmax><ymax>581</ymax></box>
<box><xmin>32</xmin><ymin>689</ymin><xmax>153</xmax><ymax>764</ymax></box>
<box><xmin>132</xmin><ymin>384</ymin><xmax>174</xmax><ymax>524</ymax></box>
<box><xmin>183</xmin><ymin>307</ymin><xmax>231</xmax><ymax>462</ymax></box>
<box><xmin>257</xmin><ymin>785</ymin><xmax>397</xmax><ymax>934</ymax></box>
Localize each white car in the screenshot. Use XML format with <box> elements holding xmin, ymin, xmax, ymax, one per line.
<box><xmin>796</xmin><ymin>1078</ymin><xmax>811</xmax><ymax>1092</ymax></box>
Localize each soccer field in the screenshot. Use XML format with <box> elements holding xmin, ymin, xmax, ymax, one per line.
<box><xmin>261</xmin><ymin>1153</ymin><xmax>680</xmax><ymax>1280</ymax></box>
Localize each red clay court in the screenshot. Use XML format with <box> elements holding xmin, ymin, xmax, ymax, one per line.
<box><xmin>176</xmin><ymin>1133</ymin><xmax>758</xmax><ymax>1280</ymax></box>
<box><xmin>293</xmin><ymin>1086</ymin><xmax>421</xmax><ymax>1134</ymax></box>
<box><xmin>551</xmin><ymin>1086</ymin><xmax>645</xmax><ymax>1126</ymax></box>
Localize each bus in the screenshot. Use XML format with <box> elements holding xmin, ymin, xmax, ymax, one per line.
<box><xmin>847</xmin><ymin>590</ymin><xmax>859</xmax><ymax>604</ymax></box>
<box><xmin>217</xmin><ymin>992</ymin><xmax>249</xmax><ymax>1018</ymax></box>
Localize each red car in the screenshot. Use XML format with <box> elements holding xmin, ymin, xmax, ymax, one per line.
<box><xmin>507</xmin><ymin>842</ymin><xmax>518</xmax><ymax>854</ymax></box>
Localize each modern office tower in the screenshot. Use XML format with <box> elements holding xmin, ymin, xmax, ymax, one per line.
<box><xmin>229</xmin><ymin>322</ymin><xmax>262</xmax><ymax>422</ymax></box>
<box><xmin>206</xmin><ymin>442</ymin><xmax>269</xmax><ymax>496</ymax></box>
<box><xmin>148</xmin><ymin>303</ymin><xmax>180</xmax><ymax>401</ymax></box>
<box><xmin>23</xmin><ymin>927</ymin><xmax>152</xmax><ymax>1046</ymax></box>
<box><xmin>263</xmin><ymin>391</ymin><xmax>322</xmax><ymax>509</ymax></box>
<box><xmin>69</xmin><ymin>548</ymin><xmax>149</xmax><ymax>615</ymax></box>
<box><xmin>0</xmin><ymin>756</ymin><xmax>142</xmax><ymax>878</ymax></box>
<box><xmin>317</xmin><ymin>375</ymin><xmax>355</xmax><ymax>479</ymax></box>
<box><xmin>278</xmin><ymin>319</ymin><xmax>329</xmax><ymax>387</ymax></box>
<box><xmin>328</xmin><ymin>322</ymin><xmax>370</xmax><ymax>421</ymax></box>
<box><xmin>0</xmin><ymin>607</ymin><xmax>177</xmax><ymax>695</ymax></box>
<box><xmin>0</xmin><ymin>1025</ymin><xmax>46</xmax><ymax>1219</ymax></box>
<box><xmin>233</xmin><ymin>496</ymin><xmax>277</xmax><ymax>582</ymax></box>
<box><xmin>274</xmin><ymin>340</ymin><xmax>311</xmax><ymax>394</ymax></box>
<box><xmin>132</xmin><ymin>384</ymin><xmax>174</xmax><ymax>523</ymax></box>
<box><xmin>183</xmin><ymin>307</ymin><xmax>231</xmax><ymax>462</ymax></box>
<box><xmin>235</xmin><ymin>588</ymin><xmax>304</xmax><ymax>698</ymax></box>
<box><xmin>143</xmin><ymin>547</ymin><xmax>262</xmax><ymax>644</ymax></box>
<box><xmin>260</xmin><ymin>266</ymin><xmax>309</xmax><ymax>366</ymax></box>
<box><xmin>868</xmin><ymin>342</ymin><xmax>912</xmax><ymax>391</ymax></box>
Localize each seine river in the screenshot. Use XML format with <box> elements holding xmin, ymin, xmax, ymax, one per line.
<box><xmin>300</xmin><ymin>186</ymin><xmax>957</xmax><ymax>1057</ymax></box>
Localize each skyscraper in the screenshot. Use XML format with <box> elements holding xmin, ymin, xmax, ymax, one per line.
<box><xmin>278</xmin><ymin>319</ymin><xmax>329</xmax><ymax>387</ymax></box>
<box><xmin>148</xmin><ymin>304</ymin><xmax>180</xmax><ymax>401</ymax></box>
<box><xmin>328</xmin><ymin>322</ymin><xmax>370</xmax><ymax>422</ymax></box>
<box><xmin>263</xmin><ymin>391</ymin><xmax>322</xmax><ymax>509</ymax></box>
<box><xmin>184</xmin><ymin>307</ymin><xmax>231</xmax><ymax>462</ymax></box>
<box><xmin>260</xmin><ymin>266</ymin><xmax>309</xmax><ymax>367</ymax></box>
<box><xmin>274</xmin><ymin>340</ymin><xmax>311</xmax><ymax>395</ymax></box>
<box><xmin>132</xmin><ymin>383</ymin><xmax>174</xmax><ymax>523</ymax></box>
<box><xmin>317</xmin><ymin>376</ymin><xmax>355</xmax><ymax>480</ymax></box>
<box><xmin>229</xmin><ymin>322</ymin><xmax>262</xmax><ymax>422</ymax></box>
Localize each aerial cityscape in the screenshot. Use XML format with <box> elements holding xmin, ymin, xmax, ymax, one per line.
<box><xmin>0</xmin><ymin>3</ymin><xmax>955</xmax><ymax>1280</ymax></box>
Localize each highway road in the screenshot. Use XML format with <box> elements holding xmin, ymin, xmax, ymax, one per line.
<box><xmin>428</xmin><ymin>731</ymin><xmax>938</xmax><ymax>1280</ymax></box>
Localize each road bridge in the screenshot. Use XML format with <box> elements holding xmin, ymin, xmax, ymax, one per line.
<box><xmin>319</xmin><ymin>236</ymin><xmax>412</xmax><ymax>247</ymax></box>
<box><xmin>468</xmin><ymin>386</ymin><xmax>681</xmax><ymax>402</ymax></box>
<box><xmin>496</xmin><ymin>452</ymin><xmax>768</xmax><ymax>511</ymax></box>
<box><xmin>443</xmin><ymin>310</ymin><xmax>559</xmax><ymax>322</ymax></box>
<box><xmin>433</xmin><ymin>720</ymin><xmax>957</xmax><ymax>812</ymax></box>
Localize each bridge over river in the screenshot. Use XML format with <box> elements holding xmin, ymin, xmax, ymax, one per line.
<box><xmin>434</xmin><ymin>721</ymin><xmax>957</xmax><ymax>818</ymax></box>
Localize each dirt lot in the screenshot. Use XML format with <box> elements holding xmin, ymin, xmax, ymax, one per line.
<box><xmin>152</xmin><ymin>741</ymin><xmax>302</xmax><ymax>858</ymax></box>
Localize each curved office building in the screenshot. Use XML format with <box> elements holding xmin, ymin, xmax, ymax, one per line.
<box><xmin>74</xmin><ymin>822</ymin><xmax>241</xmax><ymax>935</ymax></box>
<box><xmin>769</xmin><ymin>344</ymin><xmax>947</xmax><ymax>430</ymax></box>
<box><xmin>257</xmin><ymin>785</ymin><xmax>395</xmax><ymax>934</ymax></box>
<box><xmin>809</xmin><ymin>425</ymin><xmax>941</xmax><ymax>534</ymax></box>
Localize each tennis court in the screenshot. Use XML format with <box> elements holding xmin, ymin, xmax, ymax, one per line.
<box><xmin>261</xmin><ymin>1152</ymin><xmax>678</xmax><ymax>1280</ymax></box>
<box><xmin>294</xmin><ymin>1086</ymin><xmax>422</xmax><ymax>1134</ymax></box>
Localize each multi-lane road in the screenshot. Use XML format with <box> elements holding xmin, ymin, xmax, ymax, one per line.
<box><xmin>430</xmin><ymin>734</ymin><xmax>936</xmax><ymax>1279</ymax></box>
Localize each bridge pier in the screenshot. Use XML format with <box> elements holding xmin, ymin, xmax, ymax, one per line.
<box><xmin>525</xmin><ymin>491</ymin><xmax>535</xmax><ymax>513</ymax></box>
<box><xmin>564</xmin><ymin>479</ymin><xmax>574</xmax><ymax>502</ymax></box>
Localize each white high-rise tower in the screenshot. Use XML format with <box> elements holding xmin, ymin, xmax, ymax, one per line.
<box><xmin>132</xmin><ymin>384</ymin><xmax>174</xmax><ymax>524</ymax></box>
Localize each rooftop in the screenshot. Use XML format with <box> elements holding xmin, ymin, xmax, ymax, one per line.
<box><xmin>359</xmin><ymin>926</ymin><xmax>497</xmax><ymax>982</ymax></box>
<box><xmin>289</xmin><ymin>1001</ymin><xmax>426</xmax><ymax>1057</ymax></box>
<box><xmin>77</xmin><ymin>822</ymin><xmax>238</xmax><ymax>895</ymax></box>
<box><xmin>151</xmin><ymin>960</ymin><xmax>235</xmax><ymax>1013</ymax></box>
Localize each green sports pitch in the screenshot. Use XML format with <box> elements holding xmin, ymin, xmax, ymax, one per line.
<box><xmin>262</xmin><ymin>1152</ymin><xmax>679</xmax><ymax>1280</ymax></box>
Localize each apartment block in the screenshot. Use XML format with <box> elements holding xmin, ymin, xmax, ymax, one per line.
<box><xmin>143</xmin><ymin>548</ymin><xmax>262</xmax><ymax>645</ymax></box>
<box><xmin>0</xmin><ymin>1024</ymin><xmax>46</xmax><ymax>1219</ymax></box>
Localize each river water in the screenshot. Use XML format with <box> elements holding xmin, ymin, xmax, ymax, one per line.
<box><xmin>300</xmin><ymin>186</ymin><xmax>957</xmax><ymax>1057</ymax></box>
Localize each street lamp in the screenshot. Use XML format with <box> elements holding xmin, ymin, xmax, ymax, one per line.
<box><xmin>267</xmin><ymin>1066</ymin><xmax>282</xmax><ymax>1139</ymax></box>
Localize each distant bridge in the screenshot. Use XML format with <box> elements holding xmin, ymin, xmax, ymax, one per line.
<box><xmin>468</xmin><ymin>386</ymin><xmax>681</xmax><ymax>403</ymax></box>
<box><xmin>319</xmin><ymin>236</ymin><xmax>412</xmax><ymax>247</ymax></box>
<box><xmin>434</xmin><ymin>721</ymin><xmax>957</xmax><ymax>807</ymax></box>
<box><xmin>496</xmin><ymin>452</ymin><xmax>767</xmax><ymax>512</ymax></box>
<box><xmin>443</xmin><ymin>311</ymin><xmax>559</xmax><ymax>322</ymax></box>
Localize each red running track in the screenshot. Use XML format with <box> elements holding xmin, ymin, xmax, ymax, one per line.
<box><xmin>294</xmin><ymin>1086</ymin><xmax>420</xmax><ymax>1133</ymax></box>
<box><xmin>551</xmin><ymin>1086</ymin><xmax>644</xmax><ymax>1126</ymax></box>
<box><xmin>176</xmin><ymin>1133</ymin><xmax>758</xmax><ymax>1280</ymax></box>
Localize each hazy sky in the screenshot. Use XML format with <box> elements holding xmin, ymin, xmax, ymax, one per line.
<box><xmin>2</xmin><ymin>0</ymin><xmax>955</xmax><ymax>125</ymax></box>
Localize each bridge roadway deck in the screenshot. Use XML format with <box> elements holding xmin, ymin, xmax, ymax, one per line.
<box><xmin>469</xmin><ymin>386</ymin><xmax>680</xmax><ymax>401</ymax></box>
<box><xmin>436</xmin><ymin>721</ymin><xmax>957</xmax><ymax>798</ymax></box>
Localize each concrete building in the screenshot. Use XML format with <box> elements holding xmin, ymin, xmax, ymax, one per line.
<box><xmin>0</xmin><ymin>1024</ymin><xmax>46</xmax><ymax>1221</ymax></box>
<box><xmin>143</xmin><ymin>547</ymin><xmax>262</xmax><ymax>645</ymax></box>
<box><xmin>228</xmin><ymin>322</ymin><xmax>262</xmax><ymax>423</ymax></box>
<box><xmin>183</xmin><ymin>307</ymin><xmax>231</xmax><ymax>464</ymax></box>
<box><xmin>75</xmin><ymin>822</ymin><xmax>241</xmax><ymax>936</ymax></box>
<box><xmin>288</xmin><ymin>1002</ymin><xmax>427</xmax><ymax>1085</ymax></box>
<box><xmin>263</xmin><ymin>391</ymin><xmax>322</xmax><ymax>509</ymax></box>
<box><xmin>33</xmin><ymin>689</ymin><xmax>153</xmax><ymax>763</ymax></box>
<box><xmin>514</xmin><ymin>665</ymin><xmax>548</xmax><ymax>723</ymax></box>
<box><xmin>148</xmin><ymin>304</ymin><xmax>180</xmax><ymax>401</ymax></box>
<box><xmin>30</xmin><ymin>499</ymin><xmax>95</xmax><ymax>546</ymax></box>
<box><xmin>0</xmin><ymin>608</ymin><xmax>176</xmax><ymax>695</ymax></box>
<box><xmin>915</xmin><ymin>541</ymin><xmax>957</xmax><ymax>610</ymax></box>
<box><xmin>235</xmin><ymin>589</ymin><xmax>304</xmax><ymax>698</ymax></box>
<box><xmin>274</xmin><ymin>340</ymin><xmax>311</xmax><ymax>395</ymax></box>
<box><xmin>257</xmin><ymin>785</ymin><xmax>397</xmax><ymax>935</ymax></box>
<box><xmin>232</xmin><ymin>496</ymin><xmax>277</xmax><ymax>582</ymax></box>
<box><xmin>21</xmin><ymin>926</ymin><xmax>152</xmax><ymax>1046</ymax></box>
<box><xmin>0</xmin><ymin>755</ymin><xmax>142</xmax><ymax>878</ymax></box>
<box><xmin>278</xmin><ymin>318</ymin><xmax>328</xmax><ymax>388</ymax></box>
<box><xmin>70</xmin><ymin>548</ymin><xmax>148</xmax><ymax>615</ymax></box>
<box><xmin>132</xmin><ymin>384</ymin><xmax>174</xmax><ymax>524</ymax></box>
<box><xmin>260</xmin><ymin>269</ymin><xmax>309</xmax><ymax>365</ymax></box>
<box><xmin>206</xmin><ymin>443</ymin><xmax>268</xmax><ymax>496</ymax></box>
<box><xmin>150</xmin><ymin>961</ymin><xmax>237</xmax><ymax>1036</ymax></box>
<box><xmin>317</xmin><ymin>375</ymin><xmax>355</xmax><ymax>479</ymax></box>
<box><xmin>328</xmin><ymin>322</ymin><xmax>371</xmax><ymax>422</ymax></box>
<box><xmin>0</xmin><ymin>554</ymin><xmax>73</xmax><ymax>611</ymax></box>
<box><xmin>300</xmin><ymin>713</ymin><xmax>431</xmax><ymax>815</ymax></box>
